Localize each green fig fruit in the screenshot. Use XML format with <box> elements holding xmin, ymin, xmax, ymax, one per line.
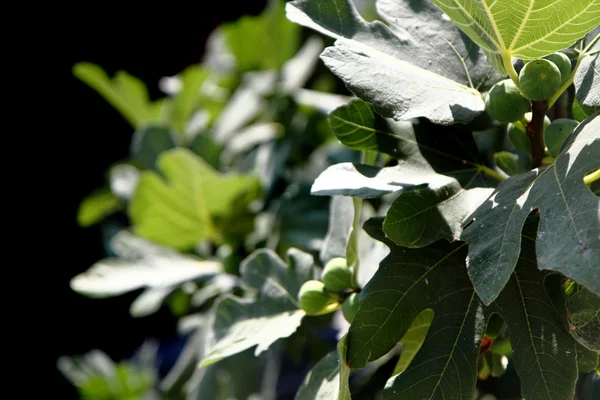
<box><xmin>322</xmin><ymin>257</ymin><xmax>353</xmax><ymax>292</ymax></box>
<box><xmin>485</xmin><ymin>313</ymin><xmax>505</xmax><ymax>339</ymax></box>
<box><xmin>519</xmin><ymin>59</ymin><xmax>562</xmax><ymax>101</ymax></box>
<box><xmin>545</xmin><ymin>118</ymin><xmax>579</xmax><ymax>157</ymax></box>
<box><xmin>507</xmin><ymin>122</ymin><xmax>531</xmax><ymax>154</ymax></box>
<box><xmin>544</xmin><ymin>52</ymin><xmax>572</xmax><ymax>83</ymax></box>
<box><xmin>298</xmin><ymin>280</ymin><xmax>338</xmax><ymax>315</ymax></box>
<box><xmin>342</xmin><ymin>292</ymin><xmax>360</xmax><ymax>324</ymax></box>
<box><xmin>485</xmin><ymin>79</ymin><xmax>530</xmax><ymax>122</ymax></box>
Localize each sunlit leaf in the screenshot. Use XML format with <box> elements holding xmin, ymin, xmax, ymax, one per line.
<box><xmin>462</xmin><ymin>114</ymin><xmax>600</xmax><ymax>305</ymax></box>
<box><xmin>129</xmin><ymin>148</ymin><xmax>261</xmax><ymax>250</ymax></box>
<box><xmin>286</xmin><ymin>0</ymin><xmax>492</xmax><ymax>124</ymax></box>
<box><xmin>199</xmin><ymin>248</ymin><xmax>314</xmax><ymax>367</ymax></box>
<box><xmin>430</xmin><ymin>0</ymin><xmax>600</xmax><ymax>63</ymax></box>
<box><xmin>70</xmin><ymin>230</ymin><xmax>221</xmax><ymax>298</ymax></box>
<box><xmin>73</xmin><ymin>62</ymin><xmax>162</xmax><ymax>128</ymax></box>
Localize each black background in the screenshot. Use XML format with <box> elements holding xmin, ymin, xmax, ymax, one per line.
<box><xmin>47</xmin><ymin>2</ymin><xmax>267</xmax><ymax>397</ymax></box>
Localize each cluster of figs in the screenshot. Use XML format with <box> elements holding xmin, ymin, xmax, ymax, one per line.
<box><xmin>485</xmin><ymin>52</ymin><xmax>583</xmax><ymax>157</ymax></box>
<box><xmin>298</xmin><ymin>257</ymin><xmax>360</xmax><ymax>323</ymax></box>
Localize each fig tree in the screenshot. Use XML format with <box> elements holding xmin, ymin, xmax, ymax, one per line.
<box><xmin>342</xmin><ymin>292</ymin><xmax>360</xmax><ymax>324</ymax></box>
<box><xmin>545</xmin><ymin>118</ymin><xmax>579</xmax><ymax>157</ymax></box>
<box><xmin>544</xmin><ymin>52</ymin><xmax>571</xmax><ymax>83</ymax></box>
<box><xmin>485</xmin><ymin>79</ymin><xmax>530</xmax><ymax>122</ymax></box>
<box><xmin>519</xmin><ymin>59</ymin><xmax>562</xmax><ymax>101</ymax></box>
<box><xmin>322</xmin><ymin>257</ymin><xmax>353</xmax><ymax>292</ymax></box>
<box><xmin>298</xmin><ymin>280</ymin><xmax>338</xmax><ymax>315</ymax></box>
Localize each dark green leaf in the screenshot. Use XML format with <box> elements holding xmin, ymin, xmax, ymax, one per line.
<box><xmin>200</xmin><ymin>248</ymin><xmax>314</xmax><ymax>367</ymax></box>
<box><xmin>347</xmin><ymin>217</ymin><xmax>577</xmax><ymax>400</ymax></box>
<box><xmin>286</xmin><ymin>0</ymin><xmax>490</xmax><ymax>124</ymax></box>
<box><xmin>130</xmin><ymin>125</ymin><xmax>178</xmax><ymax>170</ymax></box>
<box><xmin>576</xmin><ymin>341</ymin><xmax>599</xmax><ymax>373</ymax></box>
<box><xmin>567</xmin><ymin>288</ymin><xmax>600</xmax><ymax>351</ymax></box>
<box><xmin>462</xmin><ymin>114</ymin><xmax>600</xmax><ymax>305</ymax></box>
<box><xmin>315</xmin><ymin>100</ymin><xmax>497</xmax><ymax>247</ymax></box>
<box><xmin>392</xmin><ymin>309</ymin><xmax>433</xmax><ymax>376</ymax></box>
<box><xmin>295</xmin><ymin>351</ymin><xmax>340</xmax><ymax>400</ymax></box>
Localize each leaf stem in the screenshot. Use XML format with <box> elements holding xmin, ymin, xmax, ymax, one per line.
<box><xmin>478</xmin><ymin>165</ymin><xmax>506</xmax><ymax>181</ymax></box>
<box><xmin>348</xmin><ymin>150</ymin><xmax>377</xmax><ymax>288</ymax></box>
<box><xmin>527</xmin><ymin>100</ymin><xmax>548</xmax><ymax>169</ymax></box>
<box><xmin>584</xmin><ymin>169</ymin><xmax>600</xmax><ymax>185</ymax></box>
<box><xmin>548</xmin><ymin>56</ymin><xmax>583</xmax><ymax>109</ymax></box>
<box><xmin>502</xmin><ymin>52</ymin><xmax>520</xmax><ymax>88</ymax></box>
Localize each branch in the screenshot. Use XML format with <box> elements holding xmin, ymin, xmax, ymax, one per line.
<box><xmin>527</xmin><ymin>100</ymin><xmax>548</xmax><ymax>169</ymax></box>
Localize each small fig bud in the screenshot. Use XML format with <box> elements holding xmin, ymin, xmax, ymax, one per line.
<box><xmin>298</xmin><ymin>280</ymin><xmax>337</xmax><ymax>315</ymax></box>
<box><xmin>342</xmin><ymin>292</ymin><xmax>360</xmax><ymax>324</ymax></box>
<box><xmin>545</xmin><ymin>118</ymin><xmax>579</xmax><ymax>157</ymax></box>
<box><xmin>544</xmin><ymin>52</ymin><xmax>571</xmax><ymax>83</ymax></box>
<box><xmin>485</xmin><ymin>79</ymin><xmax>530</xmax><ymax>122</ymax></box>
<box><xmin>519</xmin><ymin>59</ymin><xmax>562</xmax><ymax>101</ymax></box>
<box><xmin>322</xmin><ymin>257</ymin><xmax>353</xmax><ymax>292</ymax></box>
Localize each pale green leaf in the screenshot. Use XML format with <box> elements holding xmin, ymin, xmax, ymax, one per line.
<box><xmin>169</xmin><ymin>66</ymin><xmax>210</xmax><ymax>136</ymax></box>
<box><xmin>73</xmin><ymin>62</ymin><xmax>159</xmax><ymax>128</ymax></box>
<box><xmin>129</xmin><ymin>148</ymin><xmax>261</xmax><ymax>250</ymax></box>
<box><xmin>200</xmin><ymin>248</ymin><xmax>314</xmax><ymax>367</ymax></box>
<box><xmin>392</xmin><ymin>309</ymin><xmax>433</xmax><ymax>376</ymax></box>
<box><xmin>223</xmin><ymin>0</ymin><xmax>300</xmax><ymax>71</ymax></box>
<box><xmin>462</xmin><ymin>114</ymin><xmax>600</xmax><ymax>305</ymax></box>
<box><xmin>286</xmin><ymin>0</ymin><xmax>488</xmax><ymax>124</ymax></box>
<box><xmin>338</xmin><ymin>335</ymin><xmax>352</xmax><ymax>400</ymax></box>
<box><xmin>77</xmin><ymin>189</ymin><xmax>122</xmax><ymax>227</ymax></box>
<box><xmin>430</xmin><ymin>0</ymin><xmax>600</xmax><ymax>62</ymax></box>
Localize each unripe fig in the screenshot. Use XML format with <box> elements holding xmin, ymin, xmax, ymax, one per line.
<box><xmin>298</xmin><ymin>280</ymin><xmax>337</xmax><ymax>315</ymax></box>
<box><xmin>342</xmin><ymin>292</ymin><xmax>360</xmax><ymax>324</ymax></box>
<box><xmin>322</xmin><ymin>257</ymin><xmax>353</xmax><ymax>292</ymax></box>
<box><xmin>545</xmin><ymin>118</ymin><xmax>579</xmax><ymax>157</ymax></box>
<box><xmin>507</xmin><ymin>123</ymin><xmax>530</xmax><ymax>154</ymax></box>
<box><xmin>544</xmin><ymin>52</ymin><xmax>571</xmax><ymax>83</ymax></box>
<box><xmin>519</xmin><ymin>59</ymin><xmax>562</xmax><ymax>101</ymax></box>
<box><xmin>485</xmin><ymin>79</ymin><xmax>530</xmax><ymax>122</ymax></box>
<box><xmin>485</xmin><ymin>313</ymin><xmax>504</xmax><ymax>339</ymax></box>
